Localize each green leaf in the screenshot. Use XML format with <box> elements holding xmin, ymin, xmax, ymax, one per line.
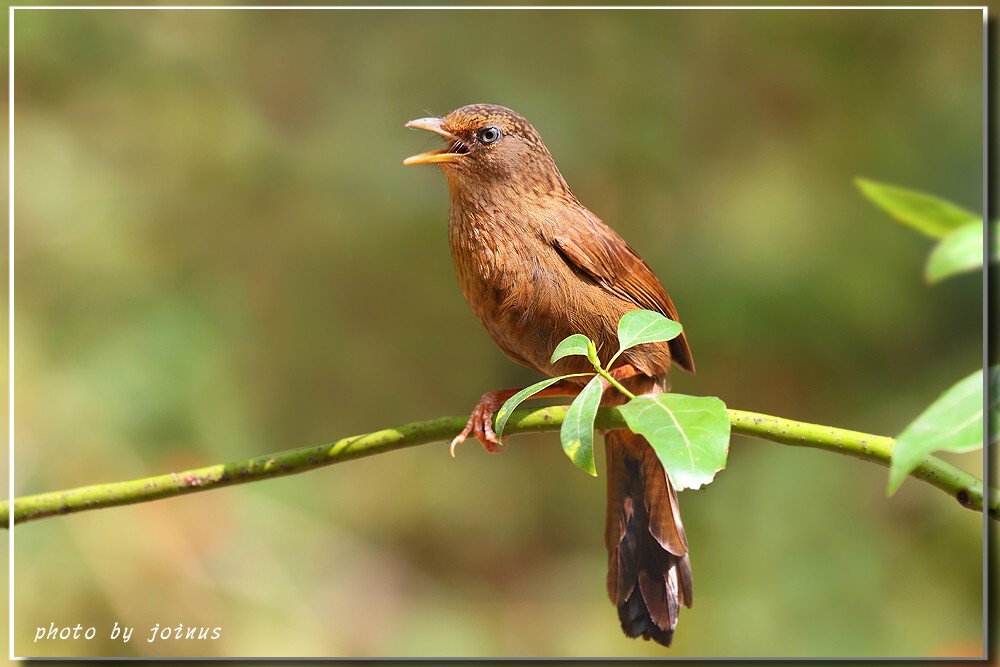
<box><xmin>619</xmin><ymin>393</ymin><xmax>730</xmax><ymax>491</ymax></box>
<box><xmin>856</xmin><ymin>178</ymin><xmax>980</xmax><ymax>240</ymax></box>
<box><xmin>888</xmin><ymin>368</ymin><xmax>987</xmax><ymax>494</ymax></box>
<box><xmin>616</xmin><ymin>309</ymin><xmax>683</xmax><ymax>354</ymax></box>
<box><xmin>925</xmin><ymin>221</ymin><xmax>987</xmax><ymax>283</ymax></box>
<box><xmin>550</xmin><ymin>334</ymin><xmax>593</xmax><ymax>364</ymax></box>
<box><xmin>494</xmin><ymin>376</ymin><xmax>568</xmax><ymax>440</ymax></box>
<box><xmin>559</xmin><ymin>375</ymin><xmax>603</xmax><ymax>476</ymax></box>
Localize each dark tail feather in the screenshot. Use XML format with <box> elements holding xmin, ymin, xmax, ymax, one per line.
<box><xmin>605</xmin><ymin>429</ymin><xmax>693</xmax><ymax>647</ymax></box>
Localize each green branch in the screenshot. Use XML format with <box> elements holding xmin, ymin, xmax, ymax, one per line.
<box><xmin>726</xmin><ymin>410</ymin><xmax>994</xmax><ymax>519</ymax></box>
<box><xmin>3</xmin><ymin>407</ymin><xmax>995</xmax><ymax>528</ymax></box>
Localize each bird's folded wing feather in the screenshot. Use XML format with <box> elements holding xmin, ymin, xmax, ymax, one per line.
<box><xmin>549</xmin><ymin>215</ymin><xmax>695</xmax><ymax>373</ymax></box>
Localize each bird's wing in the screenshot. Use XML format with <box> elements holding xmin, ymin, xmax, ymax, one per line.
<box><xmin>550</xmin><ymin>215</ymin><xmax>695</xmax><ymax>373</ymax></box>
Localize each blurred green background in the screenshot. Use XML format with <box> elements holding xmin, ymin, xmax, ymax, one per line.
<box><xmin>10</xmin><ymin>7</ymin><xmax>984</xmax><ymax>658</ymax></box>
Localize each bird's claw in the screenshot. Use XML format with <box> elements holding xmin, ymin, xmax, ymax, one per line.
<box><xmin>450</xmin><ymin>392</ymin><xmax>508</xmax><ymax>456</ymax></box>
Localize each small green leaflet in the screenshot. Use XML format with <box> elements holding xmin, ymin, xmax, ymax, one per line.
<box><xmin>856</xmin><ymin>178</ymin><xmax>981</xmax><ymax>240</ymax></box>
<box><xmin>615</xmin><ymin>310</ymin><xmax>683</xmax><ymax>356</ymax></box>
<box><xmin>560</xmin><ymin>375</ymin><xmax>604</xmax><ymax>476</ymax></box>
<box><xmin>550</xmin><ymin>334</ymin><xmax>593</xmax><ymax>364</ymax></box>
<box><xmin>888</xmin><ymin>368</ymin><xmax>990</xmax><ymax>494</ymax></box>
<box><xmin>925</xmin><ymin>221</ymin><xmax>993</xmax><ymax>283</ymax></box>
<box><xmin>494</xmin><ymin>376</ymin><xmax>568</xmax><ymax>440</ymax></box>
<box><xmin>617</xmin><ymin>310</ymin><xmax>683</xmax><ymax>352</ymax></box>
<box><xmin>618</xmin><ymin>393</ymin><xmax>730</xmax><ymax>491</ymax></box>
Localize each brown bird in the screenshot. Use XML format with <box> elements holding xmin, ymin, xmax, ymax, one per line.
<box><xmin>404</xmin><ymin>103</ymin><xmax>695</xmax><ymax>647</ymax></box>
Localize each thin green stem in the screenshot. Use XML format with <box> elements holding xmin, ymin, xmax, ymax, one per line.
<box><xmin>2</xmin><ymin>407</ymin><xmax>994</xmax><ymax>528</ymax></box>
<box><xmin>588</xmin><ymin>342</ymin><xmax>635</xmax><ymax>400</ymax></box>
<box><xmin>597</xmin><ymin>368</ymin><xmax>636</xmax><ymax>400</ymax></box>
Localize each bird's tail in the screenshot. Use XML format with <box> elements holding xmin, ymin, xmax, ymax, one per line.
<box><xmin>604</xmin><ymin>429</ymin><xmax>693</xmax><ymax>647</ymax></box>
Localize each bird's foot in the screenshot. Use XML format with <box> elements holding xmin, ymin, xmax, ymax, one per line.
<box><xmin>449</xmin><ymin>380</ymin><xmax>585</xmax><ymax>456</ymax></box>
<box><xmin>450</xmin><ymin>390</ymin><xmax>515</xmax><ymax>456</ymax></box>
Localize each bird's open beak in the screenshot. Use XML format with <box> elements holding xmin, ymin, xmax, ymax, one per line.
<box><xmin>403</xmin><ymin>117</ymin><xmax>468</xmax><ymax>166</ymax></box>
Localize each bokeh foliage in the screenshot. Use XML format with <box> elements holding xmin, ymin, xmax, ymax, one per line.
<box><xmin>12</xmin><ymin>8</ymin><xmax>983</xmax><ymax>658</ymax></box>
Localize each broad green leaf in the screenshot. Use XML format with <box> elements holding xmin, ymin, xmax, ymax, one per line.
<box><xmin>616</xmin><ymin>309</ymin><xmax>683</xmax><ymax>354</ymax></box>
<box><xmin>619</xmin><ymin>393</ymin><xmax>730</xmax><ymax>491</ymax></box>
<box><xmin>495</xmin><ymin>376</ymin><xmax>569</xmax><ymax>440</ymax></box>
<box><xmin>560</xmin><ymin>375</ymin><xmax>603</xmax><ymax>476</ymax></box>
<box><xmin>550</xmin><ymin>334</ymin><xmax>593</xmax><ymax>364</ymax></box>
<box><xmin>856</xmin><ymin>178</ymin><xmax>980</xmax><ymax>240</ymax></box>
<box><xmin>925</xmin><ymin>221</ymin><xmax>990</xmax><ymax>283</ymax></box>
<box><xmin>888</xmin><ymin>368</ymin><xmax>987</xmax><ymax>494</ymax></box>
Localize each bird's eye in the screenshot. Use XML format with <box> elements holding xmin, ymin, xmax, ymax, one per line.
<box><xmin>476</xmin><ymin>126</ymin><xmax>502</xmax><ymax>145</ymax></box>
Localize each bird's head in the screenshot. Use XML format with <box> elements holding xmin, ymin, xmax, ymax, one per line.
<box><xmin>404</xmin><ymin>104</ymin><xmax>565</xmax><ymax>192</ymax></box>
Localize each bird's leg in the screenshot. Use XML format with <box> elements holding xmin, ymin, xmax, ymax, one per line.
<box><xmin>451</xmin><ymin>380</ymin><xmax>584</xmax><ymax>455</ymax></box>
<box><xmin>450</xmin><ymin>390</ymin><xmax>516</xmax><ymax>456</ymax></box>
